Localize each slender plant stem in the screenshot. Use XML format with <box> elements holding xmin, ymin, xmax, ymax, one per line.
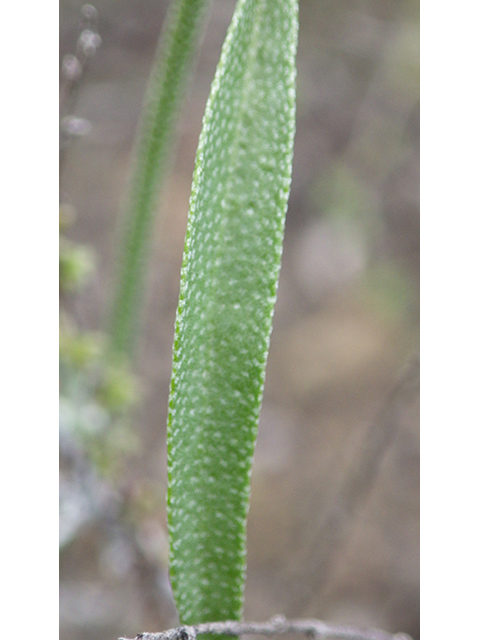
<box><xmin>119</xmin><ymin>616</ymin><xmax>413</xmax><ymax>640</ymax></box>
<box><xmin>108</xmin><ymin>0</ymin><xmax>212</xmax><ymax>358</ymax></box>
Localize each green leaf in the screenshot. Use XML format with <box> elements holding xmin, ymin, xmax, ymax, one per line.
<box><xmin>108</xmin><ymin>0</ymin><xmax>212</xmax><ymax>358</ymax></box>
<box><xmin>167</xmin><ymin>0</ymin><xmax>298</xmax><ymax>627</ymax></box>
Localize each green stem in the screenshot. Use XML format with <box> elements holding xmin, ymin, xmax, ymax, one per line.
<box><xmin>108</xmin><ymin>0</ymin><xmax>212</xmax><ymax>358</ymax></box>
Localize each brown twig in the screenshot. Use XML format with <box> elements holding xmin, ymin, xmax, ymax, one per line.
<box><xmin>119</xmin><ymin>615</ymin><xmax>413</xmax><ymax>640</ymax></box>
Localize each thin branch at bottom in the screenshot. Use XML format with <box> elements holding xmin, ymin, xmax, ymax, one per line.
<box><xmin>119</xmin><ymin>614</ymin><xmax>413</xmax><ymax>640</ymax></box>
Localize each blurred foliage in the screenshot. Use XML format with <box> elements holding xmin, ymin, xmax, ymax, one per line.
<box><xmin>59</xmin><ymin>204</ymin><xmax>140</xmax><ymax>484</ymax></box>
<box><xmin>58</xmin><ymin>5</ymin><xmax>141</xmax><ymax>545</ymax></box>
<box><xmin>58</xmin><ymin>22</ymin><xmax>172</xmax><ymax>628</ymax></box>
<box><xmin>59</xmin><ymin>4</ymin><xmax>140</xmax><ymax>497</ymax></box>
<box><xmin>59</xmin><ymin>237</ymin><xmax>96</xmax><ymax>292</ymax></box>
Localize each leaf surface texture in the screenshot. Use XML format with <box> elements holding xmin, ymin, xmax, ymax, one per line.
<box><xmin>168</xmin><ymin>0</ymin><xmax>298</xmax><ymax>625</ymax></box>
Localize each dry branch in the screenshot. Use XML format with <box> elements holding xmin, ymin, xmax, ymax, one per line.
<box><xmin>119</xmin><ymin>615</ymin><xmax>413</xmax><ymax>640</ymax></box>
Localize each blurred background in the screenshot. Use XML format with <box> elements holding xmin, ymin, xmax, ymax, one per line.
<box><xmin>59</xmin><ymin>1</ymin><xmax>419</xmax><ymax>639</ymax></box>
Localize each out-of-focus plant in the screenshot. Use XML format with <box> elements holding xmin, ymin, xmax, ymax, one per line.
<box><xmin>60</xmin><ymin>0</ymin><xmax>215</xmax><ymax>554</ymax></box>
<box><xmin>59</xmin><ymin>6</ymin><xmax>140</xmax><ymax>550</ymax></box>
<box><xmin>108</xmin><ymin>0</ymin><xmax>213</xmax><ymax>359</ymax></box>
<box><xmin>59</xmin><ymin>200</ymin><xmax>140</xmax><ymax>547</ymax></box>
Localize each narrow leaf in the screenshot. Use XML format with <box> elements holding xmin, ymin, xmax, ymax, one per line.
<box><xmin>109</xmin><ymin>0</ymin><xmax>212</xmax><ymax>358</ymax></box>
<box><xmin>168</xmin><ymin>0</ymin><xmax>298</xmax><ymax>627</ymax></box>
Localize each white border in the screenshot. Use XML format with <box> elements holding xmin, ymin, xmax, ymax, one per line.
<box><xmin>2</xmin><ymin>0</ymin><xmax>58</xmax><ymax>635</ymax></box>
<box><xmin>421</xmin><ymin>0</ymin><xmax>479</xmax><ymax>637</ymax></box>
